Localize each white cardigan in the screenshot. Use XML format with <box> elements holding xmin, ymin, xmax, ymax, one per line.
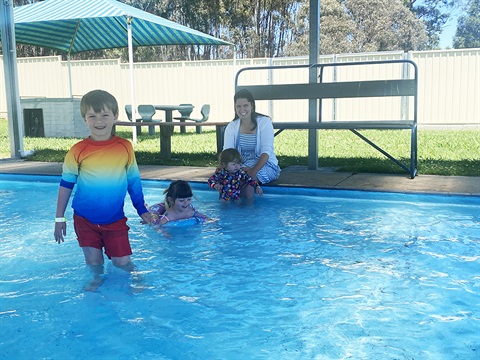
<box><xmin>223</xmin><ymin>115</ymin><xmax>278</xmax><ymax>166</ymax></box>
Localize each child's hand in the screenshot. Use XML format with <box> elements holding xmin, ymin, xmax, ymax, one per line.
<box><xmin>54</xmin><ymin>222</ymin><xmax>66</xmax><ymax>243</ymax></box>
<box><xmin>140</xmin><ymin>212</ymin><xmax>153</xmax><ymax>225</ymax></box>
<box><xmin>214</xmin><ymin>184</ymin><xmax>222</xmax><ymax>192</ymax></box>
<box><xmin>256</xmin><ymin>186</ymin><xmax>263</xmax><ymax>196</ymax></box>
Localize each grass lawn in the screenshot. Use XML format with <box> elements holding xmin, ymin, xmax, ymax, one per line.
<box><xmin>0</xmin><ymin>119</ymin><xmax>479</xmax><ymax>176</ymax></box>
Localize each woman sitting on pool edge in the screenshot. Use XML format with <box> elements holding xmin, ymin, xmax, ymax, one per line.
<box><xmin>147</xmin><ymin>180</ymin><xmax>210</xmax><ymax>227</ymax></box>
<box><xmin>222</xmin><ymin>89</ymin><xmax>280</xmax><ymax>199</ymax></box>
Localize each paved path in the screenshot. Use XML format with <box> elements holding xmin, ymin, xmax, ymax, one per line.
<box><xmin>1</xmin><ymin>159</ymin><xmax>479</xmax><ymax>196</ymax></box>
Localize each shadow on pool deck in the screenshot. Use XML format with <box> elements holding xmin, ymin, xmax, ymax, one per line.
<box><xmin>0</xmin><ymin>159</ymin><xmax>479</xmax><ymax>196</ymax></box>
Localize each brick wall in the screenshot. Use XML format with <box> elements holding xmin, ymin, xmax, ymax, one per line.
<box><xmin>20</xmin><ymin>98</ymin><xmax>89</xmax><ymax>138</ymax></box>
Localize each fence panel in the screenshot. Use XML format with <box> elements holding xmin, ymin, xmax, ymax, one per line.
<box><xmin>1</xmin><ymin>49</ymin><xmax>479</xmax><ymax>127</ymax></box>
<box><xmin>410</xmin><ymin>49</ymin><xmax>480</xmax><ymax>125</ymax></box>
<box><xmin>14</xmin><ymin>56</ymin><xmax>67</xmax><ymax>98</ymax></box>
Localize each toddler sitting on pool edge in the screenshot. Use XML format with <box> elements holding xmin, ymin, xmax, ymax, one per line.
<box><xmin>147</xmin><ymin>180</ymin><xmax>209</xmax><ymax>226</ymax></box>
<box><xmin>208</xmin><ymin>148</ymin><xmax>263</xmax><ymax>201</ymax></box>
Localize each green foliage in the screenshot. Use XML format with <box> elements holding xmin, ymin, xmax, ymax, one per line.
<box><xmin>341</xmin><ymin>0</ymin><xmax>428</xmax><ymax>53</ymax></box>
<box><xmin>9</xmin><ymin>0</ymin><xmax>460</xmax><ymax>60</ymax></box>
<box><xmin>1</xmin><ymin>120</ymin><xmax>479</xmax><ymax>176</ymax></box>
<box><xmin>409</xmin><ymin>0</ymin><xmax>457</xmax><ymax>49</ymax></box>
<box><xmin>454</xmin><ymin>0</ymin><xmax>480</xmax><ymax>48</ymax></box>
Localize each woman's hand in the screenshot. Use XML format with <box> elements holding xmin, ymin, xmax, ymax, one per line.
<box><xmin>243</xmin><ymin>166</ymin><xmax>259</xmax><ymax>181</ymax></box>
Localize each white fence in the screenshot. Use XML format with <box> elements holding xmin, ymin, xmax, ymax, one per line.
<box><xmin>1</xmin><ymin>48</ymin><xmax>479</xmax><ymax>128</ymax></box>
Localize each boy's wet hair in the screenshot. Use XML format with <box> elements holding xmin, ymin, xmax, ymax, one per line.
<box><xmin>219</xmin><ymin>148</ymin><xmax>242</xmax><ymax>167</ymax></box>
<box><xmin>80</xmin><ymin>89</ymin><xmax>119</xmax><ymax>118</ymax></box>
<box><xmin>163</xmin><ymin>180</ymin><xmax>193</xmax><ymax>202</ymax></box>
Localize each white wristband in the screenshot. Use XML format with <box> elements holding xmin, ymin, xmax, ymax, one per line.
<box><xmin>55</xmin><ymin>217</ymin><xmax>66</xmax><ymax>223</ymax></box>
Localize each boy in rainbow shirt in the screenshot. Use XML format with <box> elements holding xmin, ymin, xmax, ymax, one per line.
<box><xmin>54</xmin><ymin>89</ymin><xmax>152</xmax><ymax>291</ymax></box>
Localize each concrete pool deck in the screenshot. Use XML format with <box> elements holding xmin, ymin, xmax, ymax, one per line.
<box><xmin>1</xmin><ymin>159</ymin><xmax>479</xmax><ymax>196</ymax></box>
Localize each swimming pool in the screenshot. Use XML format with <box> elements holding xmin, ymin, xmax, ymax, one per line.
<box><xmin>1</xmin><ymin>174</ymin><xmax>479</xmax><ymax>359</ymax></box>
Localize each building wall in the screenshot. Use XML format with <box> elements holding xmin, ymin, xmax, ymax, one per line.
<box><xmin>20</xmin><ymin>98</ymin><xmax>88</xmax><ymax>138</ymax></box>
<box><xmin>1</xmin><ymin>49</ymin><xmax>479</xmax><ymax>129</ymax></box>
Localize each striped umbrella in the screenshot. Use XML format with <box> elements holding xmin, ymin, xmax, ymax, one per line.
<box><xmin>13</xmin><ymin>0</ymin><xmax>231</xmax><ymax>52</ymax></box>
<box><xmin>13</xmin><ymin>0</ymin><xmax>232</xmax><ymax>142</ymax></box>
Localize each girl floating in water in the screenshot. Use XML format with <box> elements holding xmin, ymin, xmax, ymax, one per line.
<box><xmin>147</xmin><ymin>180</ymin><xmax>210</xmax><ymax>227</ymax></box>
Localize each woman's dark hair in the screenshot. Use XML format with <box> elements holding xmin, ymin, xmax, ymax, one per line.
<box><xmin>163</xmin><ymin>180</ymin><xmax>193</xmax><ymax>208</ymax></box>
<box><xmin>233</xmin><ymin>89</ymin><xmax>258</xmax><ymax>131</ymax></box>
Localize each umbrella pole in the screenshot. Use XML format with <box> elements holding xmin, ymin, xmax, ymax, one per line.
<box><xmin>233</xmin><ymin>47</ymin><xmax>237</xmax><ymax>87</ymax></box>
<box><xmin>66</xmin><ymin>20</ymin><xmax>81</xmax><ymax>99</ymax></box>
<box><xmin>127</xmin><ymin>16</ymin><xmax>137</xmax><ymax>144</ymax></box>
<box><xmin>67</xmin><ymin>54</ymin><xmax>73</xmax><ymax>98</ymax></box>
<box><xmin>1</xmin><ymin>0</ymin><xmax>25</xmax><ymax>159</ymax></box>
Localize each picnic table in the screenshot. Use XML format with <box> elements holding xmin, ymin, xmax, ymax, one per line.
<box><xmin>115</xmin><ymin>121</ymin><xmax>228</xmax><ymax>159</ymax></box>
<box><xmin>154</xmin><ymin>104</ymin><xmax>193</xmax><ymax>123</ymax></box>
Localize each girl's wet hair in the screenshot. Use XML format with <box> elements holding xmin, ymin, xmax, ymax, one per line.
<box><xmin>163</xmin><ymin>180</ymin><xmax>193</xmax><ymax>206</ymax></box>
<box><xmin>219</xmin><ymin>148</ymin><xmax>242</xmax><ymax>167</ymax></box>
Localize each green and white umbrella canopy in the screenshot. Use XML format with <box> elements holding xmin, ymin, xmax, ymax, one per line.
<box><xmin>13</xmin><ymin>0</ymin><xmax>231</xmax><ymax>52</ymax></box>
<box><xmin>10</xmin><ymin>0</ymin><xmax>232</xmax><ymax>144</ymax></box>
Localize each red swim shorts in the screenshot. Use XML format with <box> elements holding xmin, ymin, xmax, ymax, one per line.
<box><xmin>73</xmin><ymin>214</ymin><xmax>132</xmax><ymax>258</ymax></box>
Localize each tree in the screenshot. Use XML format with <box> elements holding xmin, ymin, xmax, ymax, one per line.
<box><xmin>344</xmin><ymin>0</ymin><xmax>428</xmax><ymax>52</ymax></box>
<box><xmin>405</xmin><ymin>0</ymin><xmax>459</xmax><ymax>49</ymax></box>
<box><xmin>222</xmin><ymin>0</ymin><xmax>302</xmax><ymax>58</ymax></box>
<box><xmin>318</xmin><ymin>0</ymin><xmax>356</xmax><ymax>54</ymax></box>
<box><xmin>453</xmin><ymin>0</ymin><xmax>480</xmax><ymax>48</ymax></box>
<box><xmin>286</xmin><ymin>0</ymin><xmax>357</xmax><ymax>55</ymax></box>
<box><xmin>287</xmin><ymin>0</ymin><xmax>428</xmax><ymax>56</ymax></box>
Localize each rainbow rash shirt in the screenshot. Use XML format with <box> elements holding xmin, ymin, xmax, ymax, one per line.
<box><xmin>60</xmin><ymin>136</ymin><xmax>148</xmax><ymax>225</ymax></box>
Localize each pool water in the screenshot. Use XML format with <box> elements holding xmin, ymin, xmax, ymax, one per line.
<box><xmin>1</xmin><ymin>174</ymin><xmax>479</xmax><ymax>359</ymax></box>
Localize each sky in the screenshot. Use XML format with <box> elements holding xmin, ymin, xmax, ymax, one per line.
<box><xmin>429</xmin><ymin>0</ymin><xmax>468</xmax><ymax>49</ymax></box>
<box><xmin>439</xmin><ymin>11</ymin><xmax>460</xmax><ymax>48</ymax></box>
